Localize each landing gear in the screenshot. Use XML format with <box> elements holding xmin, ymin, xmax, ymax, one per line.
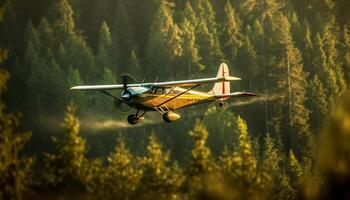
<box><xmin>127</xmin><ymin>110</ymin><xmax>146</xmax><ymax>125</ymax></box>
<box><xmin>162</xmin><ymin>112</ymin><xmax>181</xmax><ymax>123</ymax></box>
<box><xmin>219</xmin><ymin>100</ymin><xmax>224</xmax><ymax>108</ymax></box>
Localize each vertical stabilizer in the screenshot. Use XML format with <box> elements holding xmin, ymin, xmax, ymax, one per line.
<box><xmin>211</xmin><ymin>63</ymin><xmax>230</xmax><ymax>95</ymax></box>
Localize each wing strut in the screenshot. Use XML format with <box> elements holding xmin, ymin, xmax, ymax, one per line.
<box><xmin>156</xmin><ymin>84</ymin><xmax>200</xmax><ymax>107</ymax></box>
<box><xmin>98</xmin><ymin>90</ymin><xmax>126</xmax><ymax>104</ymax></box>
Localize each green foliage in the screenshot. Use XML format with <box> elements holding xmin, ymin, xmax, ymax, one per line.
<box><xmin>48</xmin><ymin>0</ymin><xmax>76</xmax><ymax>43</ymax></box>
<box><xmin>180</xmin><ymin>17</ymin><xmax>204</xmax><ymax>75</ymax></box>
<box><xmin>1</xmin><ymin>0</ymin><xmax>350</xmax><ymax>199</ymax></box>
<box><xmin>138</xmin><ymin>134</ymin><xmax>184</xmax><ymax>198</ymax></box>
<box><xmin>99</xmin><ymin>137</ymin><xmax>142</xmax><ymax>199</ymax></box>
<box><xmin>263</xmin><ymin>134</ymin><xmax>296</xmax><ymax>199</ymax></box>
<box><xmin>43</xmin><ymin>103</ymin><xmax>89</xmax><ymax>189</ymax></box>
<box><xmin>0</xmin><ymin>70</ymin><xmax>33</xmax><ymax>200</ymax></box>
<box><xmin>146</xmin><ymin>2</ymin><xmax>182</xmax><ymax>79</ymax></box>
<box><xmin>222</xmin><ymin>0</ymin><xmax>243</xmax><ymax>63</ymax></box>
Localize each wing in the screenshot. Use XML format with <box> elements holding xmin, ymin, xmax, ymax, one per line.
<box><xmin>70</xmin><ymin>76</ymin><xmax>241</xmax><ymax>90</ymax></box>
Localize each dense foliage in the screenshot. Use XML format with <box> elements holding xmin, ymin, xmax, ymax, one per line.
<box><xmin>0</xmin><ymin>0</ymin><xmax>350</xmax><ymax>199</ymax></box>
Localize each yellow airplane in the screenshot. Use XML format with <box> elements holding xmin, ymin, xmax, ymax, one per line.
<box><xmin>71</xmin><ymin>63</ymin><xmax>256</xmax><ymax>125</ymax></box>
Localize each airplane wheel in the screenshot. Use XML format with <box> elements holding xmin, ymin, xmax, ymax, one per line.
<box><xmin>127</xmin><ymin>114</ymin><xmax>144</xmax><ymax>125</ymax></box>
<box><xmin>219</xmin><ymin>101</ymin><xmax>224</xmax><ymax>108</ymax></box>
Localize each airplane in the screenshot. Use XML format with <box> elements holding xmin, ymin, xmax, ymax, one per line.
<box><xmin>71</xmin><ymin>63</ymin><xmax>256</xmax><ymax>125</ymax></box>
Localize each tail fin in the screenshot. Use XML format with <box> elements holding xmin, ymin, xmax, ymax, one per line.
<box><xmin>211</xmin><ymin>63</ymin><xmax>230</xmax><ymax>95</ymax></box>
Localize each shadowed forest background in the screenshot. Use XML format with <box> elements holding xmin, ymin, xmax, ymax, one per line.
<box><xmin>1</xmin><ymin>0</ymin><xmax>350</xmax><ymax>199</ymax></box>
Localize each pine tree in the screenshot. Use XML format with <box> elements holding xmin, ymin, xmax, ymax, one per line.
<box><xmin>102</xmin><ymin>137</ymin><xmax>142</xmax><ymax>199</ymax></box>
<box><xmin>48</xmin><ymin>0</ymin><xmax>76</xmax><ymax>44</ymax></box>
<box><xmin>112</xmin><ymin>0</ymin><xmax>135</xmax><ymax>73</ymax></box>
<box><xmin>56</xmin><ymin>43</ymin><xmax>68</xmax><ymax>70</ymax></box>
<box><xmin>24</xmin><ymin>21</ymin><xmax>40</xmax><ymax>52</ymax></box>
<box><xmin>262</xmin><ymin>134</ymin><xmax>294</xmax><ymax>199</ymax></box>
<box><xmin>203</xmin><ymin>106</ymin><xmax>236</xmax><ymax>155</ymax></box>
<box><xmin>183</xmin><ymin>2</ymin><xmax>198</xmax><ymax>27</ymax></box>
<box><xmin>187</xmin><ymin>119</ymin><xmax>216</xmax><ymax>177</ymax></box>
<box><xmin>44</xmin><ymin>103</ymin><xmax>88</xmax><ymax>188</ymax></box>
<box><xmin>138</xmin><ymin>134</ymin><xmax>184</xmax><ymax>198</ymax></box>
<box><xmin>186</xmin><ymin>119</ymin><xmax>217</xmax><ymax>197</ymax></box>
<box><xmin>0</xmin><ymin>70</ymin><xmax>33</xmax><ymax>199</ymax></box>
<box><xmin>96</xmin><ymin>23</ymin><xmax>113</xmax><ymax>76</ymax></box>
<box><xmin>98</xmin><ymin>21</ymin><xmax>112</xmax><ymax>51</ymax></box>
<box><xmin>322</xmin><ymin>18</ymin><xmax>347</xmax><ymax>98</ymax></box>
<box><xmin>196</xmin><ymin>20</ymin><xmax>224</xmax><ymax>74</ymax></box>
<box><xmin>307</xmin><ymin>75</ymin><xmax>328</xmax><ymax>130</ymax></box>
<box><xmin>66</xmin><ymin>35</ymin><xmax>95</xmax><ymax>81</ymax></box>
<box><xmin>180</xmin><ymin>17</ymin><xmax>203</xmax><ymax>76</ymax></box>
<box><xmin>128</xmin><ymin>50</ymin><xmax>141</xmax><ymax>77</ymax></box>
<box><xmin>66</xmin><ymin>66</ymin><xmax>86</xmax><ymax>107</ymax></box>
<box><xmin>146</xmin><ymin>2</ymin><xmax>182</xmax><ymax>79</ymax></box>
<box><xmin>222</xmin><ymin>0</ymin><xmax>243</xmax><ymax>64</ymax></box>
<box><xmin>37</xmin><ymin>17</ymin><xmax>54</xmax><ymax>51</ymax></box>
<box><xmin>288</xmin><ymin>150</ymin><xmax>304</xmax><ymax>189</ymax></box>
<box><xmin>219</xmin><ymin>116</ymin><xmax>262</xmax><ymax>199</ymax></box>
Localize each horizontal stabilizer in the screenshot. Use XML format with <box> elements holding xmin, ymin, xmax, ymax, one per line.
<box><xmin>215</xmin><ymin>92</ymin><xmax>256</xmax><ymax>98</ymax></box>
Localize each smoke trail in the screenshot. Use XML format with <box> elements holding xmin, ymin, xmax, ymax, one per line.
<box><xmin>225</xmin><ymin>92</ymin><xmax>284</xmax><ymax>109</ymax></box>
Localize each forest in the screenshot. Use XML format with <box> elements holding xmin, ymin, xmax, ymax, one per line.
<box><xmin>1</xmin><ymin>0</ymin><xmax>350</xmax><ymax>199</ymax></box>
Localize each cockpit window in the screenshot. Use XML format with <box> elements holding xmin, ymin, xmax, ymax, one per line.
<box><xmin>156</xmin><ymin>88</ymin><xmax>163</xmax><ymax>94</ymax></box>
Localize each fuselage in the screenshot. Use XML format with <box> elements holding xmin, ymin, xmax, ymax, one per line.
<box><xmin>127</xmin><ymin>86</ymin><xmax>216</xmax><ymax>111</ymax></box>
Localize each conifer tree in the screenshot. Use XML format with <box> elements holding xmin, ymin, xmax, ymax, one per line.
<box><xmin>112</xmin><ymin>0</ymin><xmax>135</xmax><ymax>72</ymax></box>
<box><xmin>187</xmin><ymin>119</ymin><xmax>216</xmax><ymax>177</ymax></box>
<box><xmin>102</xmin><ymin>137</ymin><xmax>142</xmax><ymax>199</ymax></box>
<box><xmin>196</xmin><ymin>20</ymin><xmax>224</xmax><ymax>74</ymax></box>
<box><xmin>0</xmin><ymin>68</ymin><xmax>33</xmax><ymax>199</ymax></box>
<box><xmin>44</xmin><ymin>56</ymin><xmax>66</xmax><ymax>110</ymax></box>
<box><xmin>138</xmin><ymin>134</ymin><xmax>184</xmax><ymax>198</ymax></box>
<box><xmin>146</xmin><ymin>2</ymin><xmax>182</xmax><ymax>79</ymax></box>
<box><xmin>180</xmin><ymin>18</ymin><xmax>203</xmax><ymax>76</ymax></box>
<box><xmin>37</xmin><ymin>17</ymin><xmax>54</xmax><ymax>51</ymax></box>
<box><xmin>66</xmin><ymin>35</ymin><xmax>95</xmax><ymax>81</ymax></box>
<box><xmin>24</xmin><ymin>21</ymin><xmax>40</xmax><ymax>52</ymax></box>
<box><xmin>66</xmin><ymin>66</ymin><xmax>86</xmax><ymax>107</ymax></box>
<box><xmin>219</xmin><ymin>116</ymin><xmax>262</xmax><ymax>199</ymax></box>
<box><xmin>98</xmin><ymin>21</ymin><xmax>112</xmax><ymax>51</ymax></box>
<box><xmin>307</xmin><ymin>75</ymin><xmax>328</xmax><ymax>130</ymax></box>
<box><xmin>288</xmin><ymin>150</ymin><xmax>304</xmax><ymax>189</ymax></box>
<box><xmin>322</xmin><ymin>18</ymin><xmax>347</xmax><ymax>98</ymax></box>
<box><xmin>128</xmin><ymin>50</ymin><xmax>141</xmax><ymax>77</ymax></box>
<box><xmin>48</xmin><ymin>0</ymin><xmax>76</xmax><ymax>43</ymax></box>
<box><xmin>262</xmin><ymin>134</ymin><xmax>294</xmax><ymax>199</ymax></box>
<box><xmin>183</xmin><ymin>2</ymin><xmax>198</xmax><ymax>27</ymax></box>
<box><xmin>203</xmin><ymin>106</ymin><xmax>236</xmax><ymax>155</ymax></box>
<box><xmin>44</xmin><ymin>103</ymin><xmax>87</xmax><ymax>188</ymax></box>
<box><xmin>186</xmin><ymin>119</ymin><xmax>217</xmax><ymax>197</ymax></box>
<box><xmin>96</xmin><ymin>22</ymin><xmax>113</xmax><ymax>76</ymax></box>
<box><xmin>222</xmin><ymin>0</ymin><xmax>243</xmax><ymax>64</ymax></box>
<box><xmin>56</xmin><ymin>43</ymin><xmax>68</xmax><ymax>70</ymax></box>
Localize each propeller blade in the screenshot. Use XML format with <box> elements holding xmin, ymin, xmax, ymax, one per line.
<box><xmin>120</xmin><ymin>73</ymin><xmax>137</xmax><ymax>90</ymax></box>
<box><xmin>113</xmin><ymin>99</ymin><xmax>132</xmax><ymax>114</ymax></box>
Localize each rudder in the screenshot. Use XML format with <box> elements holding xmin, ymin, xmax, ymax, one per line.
<box><xmin>211</xmin><ymin>63</ymin><xmax>230</xmax><ymax>95</ymax></box>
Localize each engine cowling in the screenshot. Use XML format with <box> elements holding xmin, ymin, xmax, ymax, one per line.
<box><xmin>162</xmin><ymin>112</ymin><xmax>181</xmax><ymax>123</ymax></box>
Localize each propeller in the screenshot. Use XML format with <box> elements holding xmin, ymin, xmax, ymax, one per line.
<box><xmin>113</xmin><ymin>74</ymin><xmax>137</xmax><ymax>113</ymax></box>
<box><xmin>120</xmin><ymin>74</ymin><xmax>137</xmax><ymax>102</ymax></box>
<box><xmin>113</xmin><ymin>99</ymin><xmax>133</xmax><ymax>114</ymax></box>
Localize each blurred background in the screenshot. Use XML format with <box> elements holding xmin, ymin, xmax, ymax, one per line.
<box><xmin>0</xmin><ymin>0</ymin><xmax>350</xmax><ymax>199</ymax></box>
